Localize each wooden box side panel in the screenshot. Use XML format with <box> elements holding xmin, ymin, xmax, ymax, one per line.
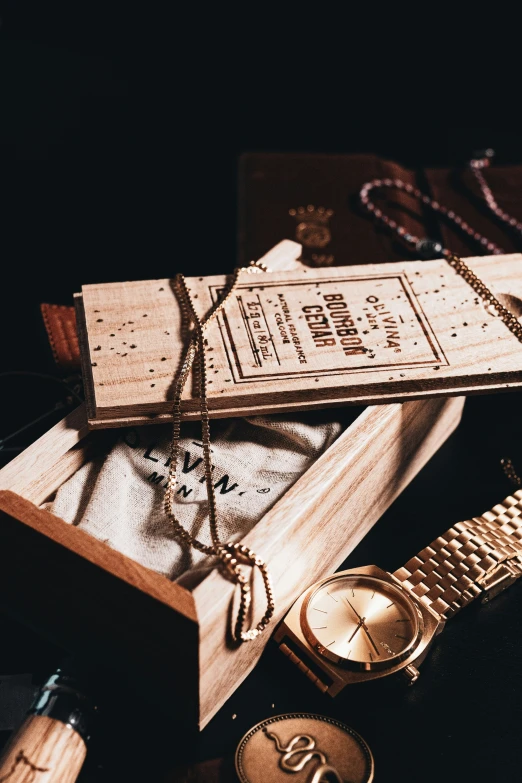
<box><xmin>0</xmin><ymin>403</ymin><xmax>196</xmax><ymax>623</ymax></box>
<box><xmin>0</xmin><ymin>405</ymin><xmax>91</xmax><ymax>505</ymax></box>
<box><xmin>194</xmin><ymin>395</ymin><xmax>465</xmax><ymax>728</ymax></box>
<box><xmin>0</xmin><ymin>508</ymin><xmax>199</xmax><ymax>723</ymax></box>
<box><xmin>0</xmin><ymin>491</ymin><xmax>196</xmax><ymax>624</ymax></box>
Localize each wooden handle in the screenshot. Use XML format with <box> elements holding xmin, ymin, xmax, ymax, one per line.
<box><xmin>0</xmin><ymin>715</ymin><xmax>86</xmax><ymax>783</ymax></box>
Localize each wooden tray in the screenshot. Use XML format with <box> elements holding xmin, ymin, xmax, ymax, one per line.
<box><xmin>0</xmin><ymin>396</ymin><xmax>464</xmax><ymax>729</ymax></box>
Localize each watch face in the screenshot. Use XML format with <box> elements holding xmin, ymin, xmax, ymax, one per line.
<box><xmin>301</xmin><ymin>573</ymin><xmax>423</xmax><ymax>671</ymax></box>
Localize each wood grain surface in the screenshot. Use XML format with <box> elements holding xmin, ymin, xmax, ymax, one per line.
<box><xmin>0</xmin><ymin>716</ymin><xmax>86</xmax><ymax>783</ymax></box>
<box><xmin>0</xmin><ymin>405</ymin><xmax>90</xmax><ymax>504</ymax></box>
<box><xmin>76</xmin><ymin>252</ymin><xmax>522</xmax><ymax>428</ymax></box>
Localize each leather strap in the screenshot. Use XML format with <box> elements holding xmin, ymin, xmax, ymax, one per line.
<box><xmin>394</xmin><ymin>490</ymin><xmax>522</xmax><ymax>619</ymax></box>
<box><xmin>40</xmin><ymin>304</ymin><xmax>81</xmax><ymax>371</ymax></box>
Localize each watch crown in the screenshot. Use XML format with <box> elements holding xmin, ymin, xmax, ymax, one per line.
<box><xmin>402</xmin><ymin>664</ymin><xmax>420</xmax><ymax>686</ymax></box>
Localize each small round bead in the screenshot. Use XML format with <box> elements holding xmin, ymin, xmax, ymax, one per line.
<box><xmin>416</xmin><ymin>238</ymin><xmax>444</xmax><ymax>259</ymax></box>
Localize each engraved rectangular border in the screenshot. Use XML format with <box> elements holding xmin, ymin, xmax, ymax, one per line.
<box><xmin>210</xmin><ymin>273</ymin><xmax>449</xmax><ymax>383</ymax></box>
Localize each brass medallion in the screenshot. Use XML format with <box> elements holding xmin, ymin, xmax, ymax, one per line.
<box><xmin>235</xmin><ymin>713</ymin><xmax>374</xmax><ymax>783</ymax></box>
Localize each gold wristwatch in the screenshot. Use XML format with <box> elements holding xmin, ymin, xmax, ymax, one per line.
<box><xmin>275</xmin><ymin>489</ymin><xmax>522</xmax><ymax>695</ymax></box>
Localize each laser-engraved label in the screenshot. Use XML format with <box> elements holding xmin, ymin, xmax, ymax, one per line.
<box><xmin>211</xmin><ymin>273</ymin><xmax>447</xmax><ymax>384</ymax></box>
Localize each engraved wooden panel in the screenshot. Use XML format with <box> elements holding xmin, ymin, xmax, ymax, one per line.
<box><xmin>76</xmin><ymin>253</ymin><xmax>522</xmax><ymax>428</ymax></box>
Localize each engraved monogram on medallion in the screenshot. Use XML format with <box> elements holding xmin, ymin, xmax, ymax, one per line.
<box><xmin>264</xmin><ymin>727</ymin><xmax>344</xmax><ymax>783</ymax></box>
<box><xmin>289</xmin><ymin>205</ymin><xmax>335</xmax><ymax>266</ymax></box>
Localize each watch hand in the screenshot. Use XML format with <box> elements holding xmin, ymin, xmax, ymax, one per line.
<box><xmin>345</xmin><ymin>598</ymin><xmax>380</xmax><ymax>655</ymax></box>
<box><xmin>348</xmin><ymin>617</ymin><xmax>366</xmax><ymax>643</ymax></box>
<box><xmin>345</xmin><ymin>598</ymin><xmax>363</xmax><ymax>622</ymax></box>
<box><xmin>361</xmin><ymin>624</ymin><xmax>380</xmax><ymax>656</ymax></box>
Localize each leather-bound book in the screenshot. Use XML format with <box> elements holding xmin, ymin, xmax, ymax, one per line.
<box><xmin>239</xmin><ymin>153</ymin><xmax>522</xmax><ymax>268</ymax></box>
<box><xmin>238</xmin><ymin>152</ymin><xmax>425</xmax><ymax>267</ymax></box>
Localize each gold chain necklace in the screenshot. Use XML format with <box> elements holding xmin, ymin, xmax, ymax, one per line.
<box><xmin>445</xmin><ymin>253</ymin><xmax>522</xmax><ymax>342</ymax></box>
<box><xmin>164</xmin><ymin>260</ymin><xmax>274</xmax><ymax>643</ymax></box>
<box><xmin>360</xmin><ymin>175</ymin><xmax>522</xmax><ymax>488</ymax></box>
<box><xmin>359</xmin><ymin>177</ymin><xmax>522</xmax><ymax>342</ymax></box>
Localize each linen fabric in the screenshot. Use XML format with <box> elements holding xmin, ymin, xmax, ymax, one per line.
<box><xmin>47</xmin><ymin>413</ymin><xmax>342</xmax><ymax>580</ymax></box>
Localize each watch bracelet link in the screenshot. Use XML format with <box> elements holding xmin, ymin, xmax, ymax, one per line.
<box><xmin>393</xmin><ymin>489</ymin><xmax>522</xmax><ymax>620</ymax></box>
<box><xmin>279</xmin><ymin>640</ymin><xmax>331</xmax><ymax>694</ymax></box>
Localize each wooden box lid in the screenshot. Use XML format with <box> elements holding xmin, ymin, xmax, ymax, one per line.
<box><xmin>76</xmin><ymin>252</ymin><xmax>522</xmax><ymax>429</ymax></box>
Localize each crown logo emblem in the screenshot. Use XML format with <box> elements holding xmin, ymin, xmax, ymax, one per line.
<box><xmin>289</xmin><ymin>205</ymin><xmax>334</xmax><ymax>266</ymax></box>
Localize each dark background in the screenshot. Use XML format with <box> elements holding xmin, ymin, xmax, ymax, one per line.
<box><xmin>1</xmin><ymin>4</ymin><xmax>522</xmax><ymax>781</ymax></box>
<box><xmin>1</xmin><ymin>1</ymin><xmax>521</xmax><ymax>375</ymax></box>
